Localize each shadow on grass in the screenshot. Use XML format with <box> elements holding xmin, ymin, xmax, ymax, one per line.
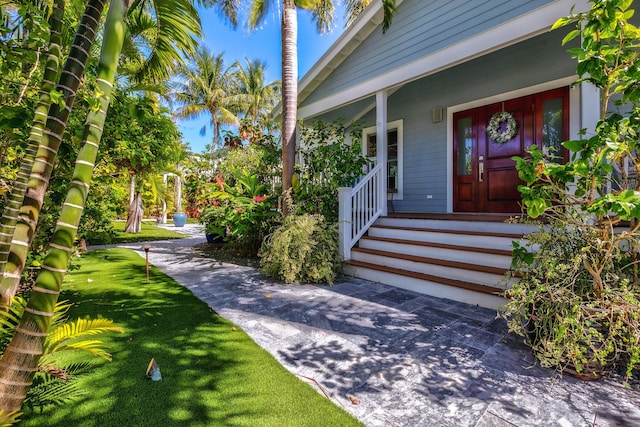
<box><xmin>19</xmin><ymin>249</ymin><xmax>360</xmax><ymax>427</ymax></box>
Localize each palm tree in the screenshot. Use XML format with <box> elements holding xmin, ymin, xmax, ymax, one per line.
<box><xmin>0</xmin><ymin>0</ymin><xmax>203</xmax><ymax>411</ymax></box>
<box><xmin>246</xmin><ymin>0</ymin><xmax>398</xmax><ymax>213</ymax></box>
<box><xmin>0</xmin><ymin>0</ymin><xmax>65</xmax><ymax>281</ymax></box>
<box><xmin>0</xmin><ymin>0</ymin><xmax>107</xmax><ymax>306</ymax></box>
<box><xmin>231</xmin><ymin>58</ymin><xmax>280</xmax><ymax>129</ymax></box>
<box><xmin>0</xmin><ymin>0</ymin><xmax>202</xmax><ymax>304</ymax></box>
<box><xmin>172</xmin><ymin>48</ymin><xmax>240</xmax><ymax>150</ymax></box>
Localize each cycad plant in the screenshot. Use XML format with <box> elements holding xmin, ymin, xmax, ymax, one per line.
<box><xmin>0</xmin><ymin>296</ymin><xmax>123</xmax><ymax>411</ymax></box>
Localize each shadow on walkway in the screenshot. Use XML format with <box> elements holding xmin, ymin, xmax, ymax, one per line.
<box><xmin>108</xmin><ymin>234</ymin><xmax>640</xmax><ymax>426</ymax></box>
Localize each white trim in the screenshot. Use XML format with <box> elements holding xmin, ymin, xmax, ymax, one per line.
<box><xmin>299</xmin><ymin>0</ymin><xmax>590</xmax><ymax>120</ymax></box>
<box><xmin>363</xmin><ymin>119</ymin><xmax>403</xmax><ymax>200</ymax></box>
<box><xmin>446</xmin><ymin>77</ymin><xmax>579</xmax><ymax>212</ymax></box>
<box><xmin>297</xmin><ymin>1</ymin><xmax>405</xmax><ymax>107</ymax></box>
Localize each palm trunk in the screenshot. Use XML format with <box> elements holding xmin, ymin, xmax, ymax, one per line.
<box><xmin>0</xmin><ymin>0</ymin><xmax>127</xmax><ymax>411</ymax></box>
<box><xmin>0</xmin><ymin>0</ymin><xmax>64</xmax><ymax>281</ymax></box>
<box><xmin>0</xmin><ymin>0</ymin><xmax>106</xmax><ymax>304</ymax></box>
<box><xmin>281</xmin><ymin>0</ymin><xmax>298</xmax><ymax>214</ymax></box>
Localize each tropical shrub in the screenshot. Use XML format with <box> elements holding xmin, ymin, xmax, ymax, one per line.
<box><xmin>505</xmin><ymin>221</ymin><xmax>640</xmax><ymax>379</ymax></box>
<box><xmin>296</xmin><ymin>119</ymin><xmax>371</xmax><ymax>221</ymax></box>
<box><xmin>217</xmin><ymin>128</ymin><xmax>281</xmax><ymax>189</ymax></box>
<box><xmin>503</xmin><ymin>0</ymin><xmax>640</xmax><ymax>380</ymax></box>
<box><xmin>199</xmin><ymin>127</ymin><xmax>281</xmax><ymax>256</ymax></box>
<box><xmin>259</xmin><ymin>213</ymin><xmax>342</xmax><ymax>284</ymax></box>
<box><xmin>202</xmin><ymin>170</ymin><xmax>279</xmax><ymax>257</ymax></box>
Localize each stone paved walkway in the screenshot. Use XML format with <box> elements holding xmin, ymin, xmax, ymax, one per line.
<box><xmin>113</xmin><ymin>225</ymin><xmax>640</xmax><ymax>426</ymax></box>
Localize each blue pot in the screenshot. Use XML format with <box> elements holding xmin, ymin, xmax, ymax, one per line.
<box><xmin>173</xmin><ymin>213</ymin><xmax>187</xmax><ymax>227</ymax></box>
<box><xmin>206</xmin><ymin>232</ymin><xmax>223</xmax><ymax>244</ymax></box>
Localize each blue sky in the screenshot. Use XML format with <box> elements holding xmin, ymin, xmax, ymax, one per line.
<box><xmin>179</xmin><ymin>5</ymin><xmax>348</xmax><ymax>154</ymax></box>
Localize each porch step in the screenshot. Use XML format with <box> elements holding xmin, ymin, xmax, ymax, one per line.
<box><xmin>345</xmin><ymin>216</ymin><xmax>531</xmax><ymax>310</ymax></box>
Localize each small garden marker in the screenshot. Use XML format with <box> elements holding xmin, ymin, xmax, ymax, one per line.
<box><xmin>146</xmin><ymin>358</ymin><xmax>162</xmax><ymax>381</ymax></box>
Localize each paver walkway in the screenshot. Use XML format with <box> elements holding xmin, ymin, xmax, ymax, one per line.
<box><xmin>116</xmin><ymin>225</ymin><xmax>639</xmax><ymax>426</ymax></box>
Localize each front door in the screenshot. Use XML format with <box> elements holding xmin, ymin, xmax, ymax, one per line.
<box><xmin>453</xmin><ymin>87</ymin><xmax>569</xmax><ymax>213</ymax></box>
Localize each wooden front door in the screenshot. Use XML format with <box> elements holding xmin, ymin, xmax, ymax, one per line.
<box><xmin>453</xmin><ymin>87</ymin><xmax>569</xmax><ymax>213</ymax></box>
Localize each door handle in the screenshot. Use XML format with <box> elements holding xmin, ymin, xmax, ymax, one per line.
<box><xmin>479</xmin><ymin>156</ymin><xmax>484</xmax><ymax>183</ymax></box>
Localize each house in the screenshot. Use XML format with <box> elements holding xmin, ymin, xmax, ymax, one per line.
<box><xmin>297</xmin><ymin>0</ymin><xmax>597</xmax><ymax>309</ymax></box>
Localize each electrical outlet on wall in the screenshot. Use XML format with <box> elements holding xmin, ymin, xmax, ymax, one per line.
<box><xmin>426</xmin><ymin>195</ymin><xmax>433</xmax><ymax>199</ymax></box>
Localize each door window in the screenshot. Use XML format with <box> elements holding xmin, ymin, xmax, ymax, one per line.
<box><xmin>457</xmin><ymin>116</ymin><xmax>473</xmax><ymax>176</ymax></box>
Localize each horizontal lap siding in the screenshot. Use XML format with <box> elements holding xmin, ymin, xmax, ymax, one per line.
<box><xmin>300</xmin><ymin>0</ymin><xmax>553</xmax><ymax>108</ymax></box>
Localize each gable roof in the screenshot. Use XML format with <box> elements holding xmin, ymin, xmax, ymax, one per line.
<box><xmin>297</xmin><ymin>0</ymin><xmax>404</xmax><ymax>107</ymax></box>
<box><xmin>298</xmin><ymin>0</ymin><xmax>590</xmax><ymax>120</ymax></box>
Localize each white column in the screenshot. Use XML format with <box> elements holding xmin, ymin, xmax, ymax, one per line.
<box><xmin>579</xmin><ymin>81</ymin><xmax>600</xmax><ymax>138</ymax></box>
<box><xmin>376</xmin><ymin>91</ymin><xmax>388</xmax><ymax>216</ymax></box>
<box><xmin>161</xmin><ymin>173</ymin><xmax>168</xmax><ymax>224</ymax></box>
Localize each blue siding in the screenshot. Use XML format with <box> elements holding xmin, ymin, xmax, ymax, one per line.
<box><xmin>301</xmin><ymin>0</ymin><xmax>553</xmax><ymax>108</ymax></box>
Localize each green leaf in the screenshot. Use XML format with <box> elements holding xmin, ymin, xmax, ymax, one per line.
<box><xmin>551</xmin><ymin>16</ymin><xmax>572</xmax><ymax>30</ymax></box>
<box><xmin>563</xmin><ymin>139</ymin><xmax>584</xmax><ymax>152</ymax></box>
<box><xmin>524</xmin><ymin>198</ymin><xmax>547</xmax><ymax>218</ymax></box>
<box><xmin>562</xmin><ymin>29</ymin><xmax>581</xmax><ymax>45</ymax></box>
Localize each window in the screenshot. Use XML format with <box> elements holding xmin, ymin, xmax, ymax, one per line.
<box><xmin>363</xmin><ymin>120</ymin><xmax>403</xmax><ymax>200</ymax></box>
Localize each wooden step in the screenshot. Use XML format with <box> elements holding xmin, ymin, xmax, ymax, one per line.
<box><xmin>348</xmin><ymin>259</ymin><xmax>503</xmax><ymax>296</ymax></box>
<box><xmin>367</xmin><ymin>226</ymin><xmax>522</xmax><ymax>251</ymax></box>
<box><xmin>372</xmin><ymin>224</ymin><xmax>525</xmax><ymax>239</ymax></box>
<box><xmin>360</xmin><ymin>235</ymin><xmax>513</xmax><ymax>257</ymax></box>
<box><xmin>352</xmin><ymin>246</ymin><xmax>514</xmax><ymax>277</ymax></box>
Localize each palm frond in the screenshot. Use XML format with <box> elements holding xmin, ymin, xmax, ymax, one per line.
<box><xmin>248</xmin><ymin>0</ymin><xmax>269</xmax><ymax>30</ymax></box>
<box><xmin>311</xmin><ymin>0</ymin><xmax>335</xmax><ymax>33</ymax></box>
<box><xmin>24</xmin><ymin>362</ymin><xmax>95</xmax><ymax>411</ymax></box>
<box><xmin>129</xmin><ymin>0</ymin><xmax>202</xmax><ymax>83</ymax></box>
<box><xmin>197</xmin><ymin>0</ymin><xmax>242</xmax><ymax>27</ymax></box>
<box><xmin>44</xmin><ymin>317</ymin><xmax>123</xmax><ymax>358</ymax></box>
<box><xmin>0</xmin><ymin>410</ymin><xmax>22</xmax><ymax>427</ymax></box>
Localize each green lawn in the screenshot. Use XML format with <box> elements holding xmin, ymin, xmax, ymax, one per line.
<box><xmin>90</xmin><ymin>221</ymin><xmax>189</xmax><ymax>245</ymax></box>
<box><xmin>20</xmin><ymin>249</ymin><xmax>361</xmax><ymax>427</ymax></box>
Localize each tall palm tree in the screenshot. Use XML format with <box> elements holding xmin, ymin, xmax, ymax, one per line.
<box><xmin>0</xmin><ymin>0</ymin><xmax>128</xmax><ymax>410</ymax></box>
<box><xmin>0</xmin><ymin>0</ymin><xmax>107</xmax><ymax>306</ymax></box>
<box><xmin>0</xmin><ymin>0</ymin><xmax>65</xmax><ymax>281</ymax></box>
<box><xmin>172</xmin><ymin>48</ymin><xmax>240</xmax><ymax>150</ymax></box>
<box><xmin>231</xmin><ymin>57</ymin><xmax>280</xmax><ymax>129</ymax></box>
<box><xmin>246</xmin><ymin>0</ymin><xmax>397</xmax><ymax>213</ymax></box>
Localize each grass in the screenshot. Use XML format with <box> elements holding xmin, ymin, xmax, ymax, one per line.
<box><xmin>20</xmin><ymin>249</ymin><xmax>361</xmax><ymax>427</ymax></box>
<box><xmin>90</xmin><ymin>221</ymin><xmax>189</xmax><ymax>245</ymax></box>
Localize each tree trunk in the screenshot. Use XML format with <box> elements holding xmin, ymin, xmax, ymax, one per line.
<box><xmin>0</xmin><ymin>0</ymin><xmax>127</xmax><ymax>411</ymax></box>
<box><xmin>0</xmin><ymin>0</ymin><xmax>106</xmax><ymax>305</ymax></box>
<box><xmin>129</xmin><ymin>174</ymin><xmax>136</xmax><ymax>204</ymax></box>
<box><xmin>0</xmin><ymin>0</ymin><xmax>65</xmax><ymax>283</ymax></box>
<box><xmin>125</xmin><ymin>192</ymin><xmax>144</xmax><ymax>233</ymax></box>
<box><xmin>281</xmin><ymin>0</ymin><xmax>298</xmax><ymax>214</ymax></box>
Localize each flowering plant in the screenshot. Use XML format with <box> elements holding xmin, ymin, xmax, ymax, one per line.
<box><xmin>200</xmin><ymin>170</ymin><xmax>279</xmax><ymax>256</ymax></box>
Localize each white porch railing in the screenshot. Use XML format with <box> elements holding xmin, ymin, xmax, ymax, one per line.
<box><xmin>338</xmin><ymin>162</ymin><xmax>384</xmax><ymax>260</ymax></box>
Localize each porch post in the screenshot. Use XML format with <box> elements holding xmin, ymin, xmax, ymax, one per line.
<box><xmin>338</xmin><ymin>187</ymin><xmax>352</xmax><ymax>260</ymax></box>
<box><xmin>376</xmin><ymin>90</ymin><xmax>388</xmax><ymax>216</ymax></box>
